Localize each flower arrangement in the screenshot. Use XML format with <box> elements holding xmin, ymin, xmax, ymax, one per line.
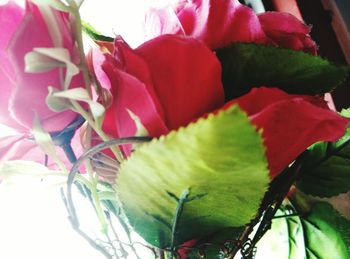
<box><xmin>1</xmin><ymin>0</ymin><xmax>350</xmax><ymax>258</ymax></box>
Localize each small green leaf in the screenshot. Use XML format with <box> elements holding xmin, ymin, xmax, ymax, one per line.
<box><xmin>257</xmin><ymin>202</ymin><xmax>350</xmax><ymax>259</ymax></box>
<box><xmin>217</xmin><ymin>43</ymin><xmax>349</xmax><ymax>99</ymax></box>
<box><xmin>46</xmin><ymin>86</ymin><xmax>73</xmax><ymax>112</ymax></box>
<box><xmin>32</xmin><ymin>0</ymin><xmax>72</xmax><ymax>12</ymax></box>
<box><xmin>25</xmin><ymin>47</ymin><xmax>80</xmax><ymax>89</ymax></box>
<box><xmin>82</xmin><ymin>21</ymin><xmax>114</xmax><ymax>42</ymax></box>
<box><xmin>297</xmin><ymin>131</ymin><xmax>350</xmax><ymax>198</ymax></box>
<box><xmin>301</xmin><ymin>202</ymin><xmax>350</xmax><ymax>259</ymax></box>
<box><xmin>256</xmin><ymin>207</ymin><xmax>297</xmax><ymax>259</ymax></box>
<box><xmin>117</xmin><ymin>105</ymin><xmax>269</xmax><ymax>248</ymax></box>
<box><xmin>52</xmin><ymin>87</ymin><xmax>105</xmax><ymax>120</ymax></box>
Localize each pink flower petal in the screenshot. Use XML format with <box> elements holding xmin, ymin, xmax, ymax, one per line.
<box><xmin>259</xmin><ymin>12</ymin><xmax>317</xmax><ymax>54</ymax></box>
<box><xmin>0</xmin><ymin>131</ymin><xmax>83</xmax><ymax>169</ymax></box>
<box><xmin>0</xmin><ymin>2</ymin><xmax>25</xmax><ymax>131</ymax></box>
<box><xmin>145</xmin><ymin>0</ymin><xmax>266</xmax><ymax>49</ymax></box>
<box><xmin>6</xmin><ymin>2</ymin><xmax>82</xmax><ymax>132</ymax></box>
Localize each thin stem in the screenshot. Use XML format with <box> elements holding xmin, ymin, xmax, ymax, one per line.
<box><xmin>70</xmin><ymin>100</ymin><xmax>124</xmax><ymax>162</ymax></box>
<box><xmin>67</xmin><ymin>0</ymin><xmax>91</xmax><ymax>96</ymax></box>
<box><xmin>311</xmin><ymin>136</ymin><xmax>350</xmax><ymax>169</ymax></box>
<box><xmin>60</xmin><ymin>188</ymin><xmax>112</xmax><ymax>259</ymax></box>
<box><xmin>87</xmin><ymin>161</ymin><xmax>109</xmax><ymax>233</ymax></box>
<box><xmin>106</xmin><ymin>212</ymin><xmax>129</xmax><ymax>258</ymax></box>
<box><xmin>61</xmin><ymin>141</ymin><xmax>77</xmax><ymax>163</ymax></box>
<box><xmin>66</xmin><ymin>137</ymin><xmax>151</xmax><ymax>247</ymax></box>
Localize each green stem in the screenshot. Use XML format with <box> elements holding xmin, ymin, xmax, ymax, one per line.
<box><xmin>67</xmin><ymin>0</ymin><xmax>91</xmax><ymax>95</ymax></box>
<box><xmin>86</xmin><ymin>162</ymin><xmax>108</xmax><ymax>233</ymax></box>
<box><xmin>170</xmin><ymin>189</ymin><xmax>190</xmax><ymax>259</ymax></box>
<box><xmin>70</xmin><ymin>100</ymin><xmax>124</xmax><ymax>161</ymax></box>
<box><xmin>67</xmin><ymin>1</ymin><xmax>124</xmax><ymax>162</ymax></box>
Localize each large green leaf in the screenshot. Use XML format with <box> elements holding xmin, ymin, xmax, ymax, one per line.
<box><xmin>296</xmin><ymin>121</ymin><xmax>350</xmax><ymax>198</ymax></box>
<box><xmin>257</xmin><ymin>202</ymin><xmax>350</xmax><ymax>259</ymax></box>
<box><xmin>216</xmin><ymin>43</ymin><xmax>349</xmax><ymax>100</ymax></box>
<box><xmin>117</xmin><ymin>106</ymin><xmax>269</xmax><ymax>248</ymax></box>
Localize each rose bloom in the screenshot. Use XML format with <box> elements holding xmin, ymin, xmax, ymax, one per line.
<box><xmin>144</xmin><ymin>0</ymin><xmax>317</xmax><ymax>54</ymax></box>
<box><xmin>0</xmin><ymin>1</ymin><xmax>83</xmax><ymax>164</ymax></box>
<box><xmin>91</xmin><ymin>35</ymin><xmax>348</xmax><ymax>178</ymax></box>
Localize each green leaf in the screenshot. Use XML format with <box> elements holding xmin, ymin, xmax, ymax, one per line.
<box><xmin>32</xmin><ymin>0</ymin><xmax>72</xmax><ymax>12</ymax></box>
<box><xmin>52</xmin><ymin>87</ymin><xmax>105</xmax><ymax>120</ymax></box>
<box><xmin>257</xmin><ymin>202</ymin><xmax>350</xmax><ymax>259</ymax></box>
<box><xmin>216</xmin><ymin>43</ymin><xmax>349</xmax><ymax>100</ymax></box>
<box><xmin>117</xmin><ymin>105</ymin><xmax>269</xmax><ymax>248</ymax></box>
<box><xmin>46</xmin><ymin>86</ymin><xmax>73</xmax><ymax>112</ymax></box>
<box><xmin>82</xmin><ymin>21</ymin><xmax>114</xmax><ymax>42</ymax></box>
<box><xmin>256</xmin><ymin>206</ymin><xmax>298</xmax><ymax>259</ymax></box>
<box><xmin>296</xmin><ymin>130</ymin><xmax>350</xmax><ymax>198</ymax></box>
<box><xmin>301</xmin><ymin>202</ymin><xmax>350</xmax><ymax>259</ymax></box>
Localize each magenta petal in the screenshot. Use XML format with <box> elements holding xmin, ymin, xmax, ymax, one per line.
<box><xmin>0</xmin><ymin>1</ymin><xmax>24</xmax><ymax>49</ymax></box>
<box><xmin>144</xmin><ymin>0</ymin><xmax>266</xmax><ymax>49</ymax></box>
<box><xmin>191</xmin><ymin>0</ymin><xmax>266</xmax><ymax>48</ymax></box>
<box><xmin>259</xmin><ymin>12</ymin><xmax>317</xmax><ymax>54</ymax></box>
<box><xmin>0</xmin><ymin>132</ymin><xmax>83</xmax><ymax>169</ymax></box>
<box><xmin>0</xmin><ymin>2</ymin><xmax>25</xmax><ymax>130</ymax></box>
<box><xmin>7</xmin><ymin>3</ymin><xmax>82</xmax><ymax>132</ymax></box>
<box><xmin>0</xmin><ymin>135</ymin><xmax>58</xmax><ymax>167</ymax></box>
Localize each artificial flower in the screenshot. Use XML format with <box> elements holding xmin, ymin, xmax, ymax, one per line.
<box><xmin>144</xmin><ymin>0</ymin><xmax>317</xmax><ymax>53</ymax></box>
<box><xmin>91</xmin><ymin>34</ymin><xmax>224</xmax><ymax>148</ymax></box>
<box><xmin>0</xmin><ymin>1</ymin><xmax>83</xmax><ymax>133</ymax></box>
<box><xmin>258</xmin><ymin>11</ymin><xmax>317</xmax><ymax>54</ymax></box>
<box><xmin>0</xmin><ymin>1</ymin><xmax>83</xmax><ymax>163</ymax></box>
<box><xmin>92</xmin><ymin>34</ymin><xmax>348</xmax><ymax>179</ymax></box>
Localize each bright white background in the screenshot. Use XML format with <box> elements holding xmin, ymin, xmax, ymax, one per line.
<box><xmin>0</xmin><ymin>1</ymin><xmax>168</xmax><ymax>258</ymax></box>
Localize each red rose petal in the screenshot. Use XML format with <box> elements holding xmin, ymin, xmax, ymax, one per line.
<box><xmin>136</xmin><ymin>35</ymin><xmax>225</xmax><ymax>129</ymax></box>
<box><xmin>227</xmin><ymin>87</ymin><xmax>349</xmax><ymax>177</ymax></box>
<box><xmin>259</xmin><ymin>12</ymin><xmax>317</xmax><ymax>54</ymax></box>
<box><xmin>102</xmin><ymin>59</ymin><xmax>169</xmax><ymax>139</ymax></box>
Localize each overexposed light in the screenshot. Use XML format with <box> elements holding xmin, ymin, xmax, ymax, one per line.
<box><xmin>0</xmin><ymin>1</ymin><xmax>161</xmax><ymax>258</ymax></box>
<box><xmin>80</xmin><ymin>0</ymin><xmax>175</xmax><ymax>47</ymax></box>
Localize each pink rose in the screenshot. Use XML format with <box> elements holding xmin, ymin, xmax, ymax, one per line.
<box><xmin>144</xmin><ymin>0</ymin><xmax>316</xmax><ymax>53</ymax></box>
<box><xmin>0</xmin><ymin>1</ymin><xmax>83</xmax><ymax>163</ymax></box>
<box><xmin>0</xmin><ymin>1</ymin><xmax>83</xmax><ymax>133</ymax></box>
